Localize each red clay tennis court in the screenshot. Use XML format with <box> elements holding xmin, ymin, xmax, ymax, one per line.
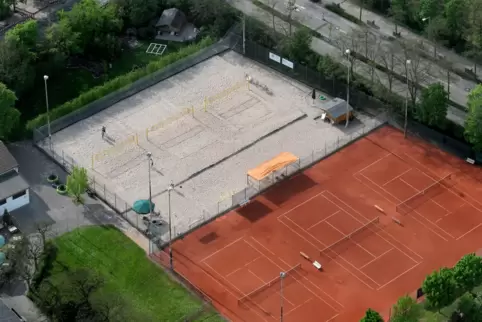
<box><xmin>151</xmin><ymin>126</ymin><xmax>482</xmax><ymax>321</ymax></box>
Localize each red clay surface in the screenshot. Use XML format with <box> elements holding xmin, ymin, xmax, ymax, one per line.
<box><xmin>151</xmin><ymin>126</ymin><xmax>482</xmax><ymax>321</ymax></box>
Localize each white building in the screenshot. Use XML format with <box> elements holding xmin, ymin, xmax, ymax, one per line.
<box><xmin>0</xmin><ymin>141</ymin><xmax>29</xmax><ymax>214</ymax></box>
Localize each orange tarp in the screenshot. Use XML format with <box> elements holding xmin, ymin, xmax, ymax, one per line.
<box><xmin>247</xmin><ymin>152</ymin><xmax>299</xmax><ymax>181</ymax></box>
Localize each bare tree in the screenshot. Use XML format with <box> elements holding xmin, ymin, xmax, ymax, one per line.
<box><xmin>35</xmin><ymin>222</ymin><xmax>54</xmax><ymax>251</ymax></box>
<box><xmin>27</xmin><ymin>235</ymin><xmax>44</xmax><ymax>272</ymax></box>
<box><xmin>377</xmin><ymin>43</ymin><xmax>401</xmax><ymax>93</ymax></box>
<box><xmin>335</xmin><ymin>29</ymin><xmax>365</xmax><ymax>76</ymax></box>
<box><xmin>285</xmin><ymin>0</ymin><xmax>297</xmax><ymax>36</ymax></box>
<box><xmin>398</xmin><ymin>41</ymin><xmax>433</xmax><ymax>106</ymax></box>
<box><xmin>266</xmin><ymin>0</ymin><xmax>279</xmax><ymax>32</ymax></box>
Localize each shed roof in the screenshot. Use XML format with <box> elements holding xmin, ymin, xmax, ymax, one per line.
<box><xmin>322</xmin><ymin>98</ymin><xmax>353</xmax><ymax>119</ymax></box>
<box><xmin>247</xmin><ymin>152</ymin><xmax>299</xmax><ymax>181</ymax></box>
<box><xmin>0</xmin><ymin>142</ymin><xmax>17</xmax><ymax>176</ymax></box>
<box><xmin>0</xmin><ymin>171</ymin><xmax>29</xmax><ymax>201</ymax></box>
<box><xmin>155</xmin><ymin>8</ymin><xmax>186</xmax><ymax>29</ymax></box>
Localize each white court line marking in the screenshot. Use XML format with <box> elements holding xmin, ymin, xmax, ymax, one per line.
<box><xmin>377</xmin><ymin>262</ymin><xmax>421</xmax><ymax>291</ymax></box>
<box><xmin>456</xmin><ymin>223</ymin><xmax>482</xmax><ymax>240</ymax></box>
<box><xmin>277</xmin><ymin>190</ymin><xmax>327</xmax><ymax>220</ymax></box>
<box><xmin>204</xmin><ymin>261</ymin><xmax>246</xmax><ymax>295</ymax></box>
<box><xmin>201</xmin><ymin>236</ymin><xmax>244</xmax><ymax>263</ymax></box>
<box><xmin>226</xmin><ymin>256</ymin><xmax>260</xmax><ymax>277</ymax></box>
<box><xmin>244</xmin><ymin>238</ymin><xmax>343</xmax><ymax>311</ymax></box>
<box><xmin>247</xmin><ymin>269</ymin><xmax>295</xmax><ymax>306</ymax></box>
<box><xmin>360</xmin><ymin>248</ymin><xmax>393</xmax><ymax>269</ymax></box>
<box><xmin>323</xmin><ymin>220</ymin><xmax>376</xmax><ymax>258</ymax></box>
<box><xmin>355</xmin><ymin>153</ymin><xmax>391</xmax><ymax>176</ymax></box>
<box><xmin>383</xmin><ymin>168</ymin><xmax>413</xmax><ymax>186</ymax></box>
<box><xmin>281</xmin><ymin>215</ymin><xmax>380</xmax><ymax>287</ymax></box>
<box><xmin>399</xmin><ymin>178</ymin><xmax>419</xmax><ymax>192</ymax></box>
<box><xmin>285</xmin><ymin>298</ymin><xmax>313</xmax><ymax>316</ymax></box>
<box><xmin>431</xmin><ymin>199</ymin><xmax>450</xmax><ymax>214</ymax></box>
<box><xmin>249</xmin><ymin>237</ymin><xmax>345</xmax><ymax>309</ymax></box>
<box><xmin>307</xmin><ymin>210</ymin><xmax>340</xmax><ymax>230</ymax></box>
<box><xmin>353</xmin><ymin>173</ymin><xmax>449</xmax><ymax>242</ymax></box>
<box><xmin>403</xmin><ymin>153</ymin><xmax>482</xmax><ymax>210</ymax></box>
<box><xmin>436</xmin><ymin>212</ymin><xmax>452</xmax><ymax>223</ymax></box>
<box><xmin>277</xmin><ymin>217</ymin><xmax>375</xmax><ymax>290</ymax></box>
<box><xmin>323</xmin><ymin>190</ymin><xmax>424</xmax><ymax>261</ymax></box>
<box><xmin>359</xmin><ymin>173</ymin><xmax>453</xmax><ymax>240</ymax></box>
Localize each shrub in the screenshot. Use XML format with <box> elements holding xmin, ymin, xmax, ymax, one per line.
<box><xmin>26</xmin><ymin>37</ymin><xmax>214</xmax><ymax>132</ymax></box>
<box><xmin>324</xmin><ymin>3</ymin><xmax>361</xmax><ymax>25</ymax></box>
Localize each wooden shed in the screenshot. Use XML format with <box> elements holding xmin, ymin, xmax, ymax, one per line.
<box><xmin>320</xmin><ymin>98</ymin><xmax>354</xmax><ymax>124</ymax></box>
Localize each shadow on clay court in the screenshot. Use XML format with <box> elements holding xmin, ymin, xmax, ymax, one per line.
<box><xmin>263</xmin><ymin>173</ymin><xmax>317</xmax><ymax>206</ymax></box>
<box><xmin>237</xmin><ymin>200</ymin><xmax>273</xmax><ymax>222</ymax></box>
<box><xmin>199</xmin><ymin>231</ymin><xmax>219</xmax><ymax>244</ymax></box>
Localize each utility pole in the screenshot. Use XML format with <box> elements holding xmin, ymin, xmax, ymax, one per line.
<box><xmin>43</xmin><ymin>75</ymin><xmax>52</xmax><ymax>151</ymax></box>
<box><xmin>147</xmin><ymin>152</ymin><xmax>153</xmax><ymax>253</ymax></box>
<box><xmin>168</xmin><ymin>181</ymin><xmax>174</xmax><ymax>270</ymax></box>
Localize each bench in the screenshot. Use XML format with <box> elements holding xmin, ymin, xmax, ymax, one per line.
<box><xmin>466</xmin><ymin>158</ymin><xmax>475</xmax><ymax>164</ymax></box>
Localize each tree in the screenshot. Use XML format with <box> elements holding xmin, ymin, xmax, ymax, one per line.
<box><xmin>378</xmin><ymin>44</ymin><xmax>401</xmax><ymax>93</ymax></box>
<box><xmin>456</xmin><ymin>293</ymin><xmax>482</xmax><ymax>321</ymax></box>
<box><xmin>400</xmin><ymin>41</ymin><xmax>432</xmax><ymax>106</ymax></box>
<box><xmin>453</xmin><ymin>254</ymin><xmax>482</xmax><ymax>293</ymax></box>
<box><xmin>266</xmin><ymin>0</ymin><xmax>279</xmax><ymax>32</ymax></box>
<box><xmin>285</xmin><ymin>0</ymin><xmax>297</xmax><ymax>36</ymax></box>
<box><xmin>419</xmin><ymin>0</ymin><xmax>440</xmax><ymax>21</ymax></box>
<box><xmin>280</xmin><ymin>27</ymin><xmax>312</xmax><ymax>63</ymax></box>
<box><xmin>0</xmin><ymin>82</ymin><xmax>20</xmax><ymax>140</ymax></box>
<box><xmin>190</xmin><ymin>0</ymin><xmax>237</xmax><ymax>38</ymax></box>
<box><xmin>35</xmin><ymin>222</ymin><xmax>54</xmax><ymax>251</ymax></box>
<box><xmin>389</xmin><ymin>0</ymin><xmax>407</xmax><ymax>33</ymax></box>
<box><xmin>360</xmin><ymin>308</ymin><xmax>384</xmax><ymax>321</ymax></box>
<box><xmin>113</xmin><ymin>0</ymin><xmax>158</xmax><ymax>27</ymax></box>
<box><xmin>422</xmin><ymin>267</ymin><xmax>458</xmax><ymax>310</ymax></box>
<box><xmin>45</xmin><ymin>18</ymin><xmax>82</xmax><ymax>59</ymax></box>
<box><xmin>5</xmin><ymin>19</ymin><xmax>38</xmax><ymax>52</ymax></box>
<box><xmin>465</xmin><ymin>84</ymin><xmax>482</xmax><ymax>151</ymax></box>
<box><xmin>416</xmin><ymin>83</ymin><xmax>448</xmax><ymax>128</ymax></box>
<box><xmin>390</xmin><ymin>295</ymin><xmax>422</xmax><ymax>322</ymax></box>
<box><xmin>465</xmin><ymin>0</ymin><xmax>482</xmax><ymax>74</ymax></box>
<box><xmin>444</xmin><ymin>0</ymin><xmax>468</xmax><ymax>45</ymax></box>
<box><xmin>424</xmin><ymin>16</ymin><xmax>448</xmax><ymax>57</ymax></box>
<box><xmin>54</xmin><ymin>0</ymin><xmax>123</xmax><ymax>60</ymax></box>
<box><xmin>6</xmin><ymin>0</ymin><xmax>25</xmax><ymax>12</ymax></box>
<box><xmin>67</xmin><ymin>166</ymin><xmax>89</xmax><ymax>204</ymax></box>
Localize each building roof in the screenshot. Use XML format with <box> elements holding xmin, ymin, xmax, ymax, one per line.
<box><xmin>0</xmin><ymin>171</ymin><xmax>29</xmax><ymax>201</ymax></box>
<box><xmin>322</xmin><ymin>98</ymin><xmax>353</xmax><ymax>119</ymax></box>
<box><xmin>155</xmin><ymin>8</ymin><xmax>186</xmax><ymax>30</ymax></box>
<box><xmin>0</xmin><ymin>300</ymin><xmax>24</xmax><ymax>322</ymax></box>
<box><xmin>0</xmin><ymin>142</ymin><xmax>17</xmax><ymax>176</ymax></box>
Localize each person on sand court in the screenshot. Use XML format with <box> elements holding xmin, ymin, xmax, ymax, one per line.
<box><xmin>101</xmin><ymin>126</ymin><xmax>106</xmax><ymax>139</ymax></box>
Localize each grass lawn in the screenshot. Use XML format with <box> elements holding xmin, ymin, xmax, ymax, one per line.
<box><xmin>18</xmin><ymin>40</ymin><xmax>188</xmax><ymax>122</ymax></box>
<box><xmin>38</xmin><ymin>225</ymin><xmax>224</xmax><ymax>322</ymax></box>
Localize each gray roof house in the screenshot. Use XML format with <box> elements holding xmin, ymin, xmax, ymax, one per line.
<box><xmin>155</xmin><ymin>8</ymin><xmax>199</xmax><ymax>42</ymax></box>
<box><xmin>319</xmin><ymin>98</ymin><xmax>354</xmax><ymax>124</ymax></box>
<box><xmin>0</xmin><ymin>141</ymin><xmax>29</xmax><ymax>214</ymax></box>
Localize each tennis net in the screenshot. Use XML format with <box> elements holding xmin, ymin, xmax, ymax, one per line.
<box><xmin>320</xmin><ymin>217</ymin><xmax>380</xmax><ymax>256</ymax></box>
<box><xmin>396</xmin><ymin>173</ymin><xmax>455</xmax><ymax>215</ymax></box>
<box><xmin>237</xmin><ymin>263</ymin><xmax>301</xmax><ymax>305</ymax></box>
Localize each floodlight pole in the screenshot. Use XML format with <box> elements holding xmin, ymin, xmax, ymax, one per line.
<box><xmin>404</xmin><ymin>60</ymin><xmax>411</xmax><ymax>138</ymax></box>
<box><xmin>147</xmin><ymin>152</ymin><xmax>153</xmax><ymax>253</ymax></box>
<box><xmin>345</xmin><ymin>49</ymin><xmax>351</xmax><ymax>128</ymax></box>
<box><xmin>168</xmin><ymin>181</ymin><xmax>174</xmax><ymax>270</ymax></box>
<box><xmin>43</xmin><ymin>75</ymin><xmax>52</xmax><ymax>151</ymax></box>
<box><xmin>280</xmin><ymin>272</ymin><xmax>286</xmax><ymax>322</ymax></box>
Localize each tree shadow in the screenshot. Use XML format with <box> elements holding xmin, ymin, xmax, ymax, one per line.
<box><xmin>236</xmin><ymin>200</ymin><xmax>272</xmax><ymax>222</ymax></box>
<box><xmin>263</xmin><ymin>174</ymin><xmax>317</xmax><ymax>206</ymax></box>
<box><xmin>198</xmin><ymin>232</ymin><xmax>218</xmax><ymax>244</ymax></box>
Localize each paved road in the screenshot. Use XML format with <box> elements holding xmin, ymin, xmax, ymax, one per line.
<box><xmin>259</xmin><ymin>0</ymin><xmax>475</xmax><ymax>109</ymax></box>
<box><xmin>230</xmin><ymin>0</ymin><xmax>467</xmax><ymax>125</ymax></box>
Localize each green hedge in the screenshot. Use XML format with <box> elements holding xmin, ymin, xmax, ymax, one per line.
<box><xmin>26</xmin><ymin>37</ymin><xmax>214</xmax><ymax>132</ymax></box>
<box><xmin>324</xmin><ymin>3</ymin><xmax>361</xmax><ymax>25</ymax></box>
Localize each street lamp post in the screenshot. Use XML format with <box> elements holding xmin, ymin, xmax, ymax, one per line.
<box><xmin>280</xmin><ymin>272</ymin><xmax>286</xmax><ymax>322</ymax></box>
<box><xmin>168</xmin><ymin>181</ymin><xmax>174</xmax><ymax>270</ymax></box>
<box><xmin>404</xmin><ymin>60</ymin><xmax>411</xmax><ymax>138</ymax></box>
<box><xmin>43</xmin><ymin>75</ymin><xmax>52</xmax><ymax>150</ymax></box>
<box><xmin>345</xmin><ymin>49</ymin><xmax>351</xmax><ymax>128</ymax></box>
<box><xmin>147</xmin><ymin>152</ymin><xmax>153</xmax><ymax>253</ymax></box>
